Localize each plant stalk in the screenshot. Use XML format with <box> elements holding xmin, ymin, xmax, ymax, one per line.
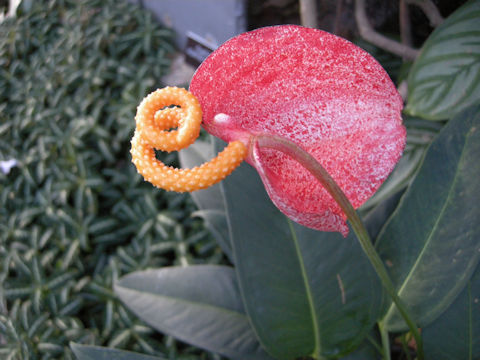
<box><xmin>379</xmin><ymin>322</ymin><xmax>392</xmax><ymax>360</ymax></box>
<box><xmin>299</xmin><ymin>0</ymin><xmax>318</xmax><ymax>28</ymax></box>
<box><xmin>253</xmin><ymin>134</ymin><xmax>424</xmax><ymax>359</ymax></box>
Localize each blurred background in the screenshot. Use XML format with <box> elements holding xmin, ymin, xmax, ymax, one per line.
<box><xmin>0</xmin><ymin>1</ymin><xmax>467</xmax><ymax>359</ymax></box>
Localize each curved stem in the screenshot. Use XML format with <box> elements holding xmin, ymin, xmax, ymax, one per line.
<box><xmin>355</xmin><ymin>0</ymin><xmax>419</xmax><ymax>60</ymax></box>
<box><xmin>406</xmin><ymin>0</ymin><xmax>444</xmax><ymax>27</ymax></box>
<box><xmin>253</xmin><ymin>134</ymin><xmax>424</xmax><ymax>359</ymax></box>
<box><xmin>300</xmin><ymin>0</ymin><xmax>318</xmax><ymax>28</ymax></box>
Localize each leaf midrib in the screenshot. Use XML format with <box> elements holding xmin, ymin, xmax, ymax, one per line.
<box><xmin>115</xmin><ymin>283</ymin><xmax>247</xmax><ymax>318</ymax></box>
<box><xmin>420</xmin><ymin>64</ymin><xmax>480</xmax><ymax>115</ymax></box>
<box><xmin>468</xmin><ymin>282</ymin><xmax>473</xmax><ymax>360</ymax></box>
<box><xmin>116</xmin><ymin>284</ymin><xmax>262</xmax><ymax>360</ymax></box>
<box><xmin>414</xmin><ymin>53</ymin><xmax>480</xmax><ymax>76</ymax></box>
<box><xmin>288</xmin><ymin>220</ymin><xmax>321</xmax><ymax>357</ymax></box>
<box><xmin>385</xmin><ymin>127</ymin><xmax>469</xmax><ymax>323</ymax></box>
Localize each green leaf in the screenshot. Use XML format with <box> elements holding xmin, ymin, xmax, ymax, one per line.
<box><xmin>423</xmin><ymin>262</ymin><xmax>480</xmax><ymax>359</ymax></box>
<box><xmin>376</xmin><ymin>104</ymin><xmax>480</xmax><ymax>331</ymax></box>
<box><xmin>220</xmin><ymin>144</ymin><xmax>381</xmax><ymax>360</ymax></box>
<box><xmin>114</xmin><ymin>265</ymin><xmax>272</xmax><ymax>360</ymax></box>
<box><xmin>406</xmin><ymin>0</ymin><xmax>480</xmax><ymax>120</ymax></box>
<box><xmin>70</xmin><ymin>343</ymin><xmax>166</xmax><ymax>360</ymax></box>
<box><xmin>363</xmin><ymin>190</ymin><xmax>404</xmax><ymax>241</ymax></box>
<box><xmin>361</xmin><ymin>116</ymin><xmax>443</xmax><ymax>214</ymax></box>
<box><xmin>70</xmin><ymin>343</ymin><xmax>165</xmax><ymax>360</ymax></box>
<box><xmin>178</xmin><ymin>138</ymin><xmax>232</xmax><ymax>261</ymax></box>
<box><xmin>339</xmin><ymin>336</ymin><xmax>380</xmax><ymax>360</ymax></box>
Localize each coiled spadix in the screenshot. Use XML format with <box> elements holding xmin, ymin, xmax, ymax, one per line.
<box><xmin>131</xmin><ymin>87</ymin><xmax>247</xmax><ymax>192</ymax></box>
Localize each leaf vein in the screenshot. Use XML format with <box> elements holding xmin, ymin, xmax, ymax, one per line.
<box><xmin>288</xmin><ymin>220</ymin><xmax>321</xmax><ymax>357</ymax></box>
<box><xmin>386</xmin><ymin>128</ymin><xmax>470</xmax><ymax>320</ymax></box>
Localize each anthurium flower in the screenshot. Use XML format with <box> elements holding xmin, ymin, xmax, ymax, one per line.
<box><xmin>131</xmin><ymin>25</ymin><xmax>405</xmax><ymax>236</ymax></box>
<box><xmin>189</xmin><ymin>25</ymin><xmax>405</xmax><ymax>236</ymax></box>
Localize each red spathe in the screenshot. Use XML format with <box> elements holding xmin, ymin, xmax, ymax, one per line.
<box><xmin>190</xmin><ymin>25</ymin><xmax>405</xmax><ymax>235</ymax></box>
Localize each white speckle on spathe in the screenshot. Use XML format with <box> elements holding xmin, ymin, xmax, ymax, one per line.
<box><xmin>214</xmin><ymin>113</ymin><xmax>231</xmax><ymax>124</ymax></box>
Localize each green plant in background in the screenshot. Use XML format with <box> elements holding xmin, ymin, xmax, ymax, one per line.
<box><xmin>73</xmin><ymin>1</ymin><xmax>478</xmax><ymax>360</ymax></box>
<box><xmin>0</xmin><ymin>1</ymin><xmax>225</xmax><ymax>359</ymax></box>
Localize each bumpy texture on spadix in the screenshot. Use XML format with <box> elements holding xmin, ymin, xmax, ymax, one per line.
<box><xmin>190</xmin><ymin>25</ymin><xmax>406</xmax><ymax>235</ymax></box>
<box><xmin>131</xmin><ymin>87</ymin><xmax>247</xmax><ymax>192</ymax></box>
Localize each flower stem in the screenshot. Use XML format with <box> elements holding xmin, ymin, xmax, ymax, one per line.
<box><xmin>254</xmin><ymin>134</ymin><xmax>424</xmax><ymax>359</ymax></box>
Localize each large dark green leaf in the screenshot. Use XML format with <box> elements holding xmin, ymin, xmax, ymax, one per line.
<box><xmin>376</xmin><ymin>105</ymin><xmax>480</xmax><ymax>331</ymax></box>
<box><xmin>406</xmin><ymin>0</ymin><xmax>480</xmax><ymax>120</ymax></box>
<box><xmin>340</xmin><ymin>336</ymin><xmax>380</xmax><ymax>360</ymax></box>
<box><xmin>114</xmin><ymin>265</ymin><xmax>272</xmax><ymax>360</ymax></box>
<box><xmin>220</xmin><ymin>145</ymin><xmax>381</xmax><ymax>360</ymax></box>
<box><xmin>178</xmin><ymin>139</ymin><xmax>232</xmax><ymax>261</ymax></box>
<box><xmin>363</xmin><ymin>190</ymin><xmax>404</xmax><ymax>241</ymax></box>
<box><xmin>70</xmin><ymin>343</ymin><xmax>166</xmax><ymax>360</ymax></box>
<box><xmin>423</xmin><ymin>262</ymin><xmax>480</xmax><ymax>359</ymax></box>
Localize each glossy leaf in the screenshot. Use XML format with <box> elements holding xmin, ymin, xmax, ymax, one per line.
<box><xmin>376</xmin><ymin>104</ymin><xmax>480</xmax><ymax>331</ymax></box>
<box><xmin>406</xmin><ymin>0</ymin><xmax>480</xmax><ymax>120</ymax></box>
<box><xmin>114</xmin><ymin>265</ymin><xmax>272</xmax><ymax>360</ymax></box>
<box><xmin>220</xmin><ymin>139</ymin><xmax>381</xmax><ymax>359</ymax></box>
<box><xmin>178</xmin><ymin>139</ymin><xmax>232</xmax><ymax>261</ymax></box>
<box><xmin>423</xmin><ymin>263</ymin><xmax>480</xmax><ymax>359</ymax></box>
<box><xmin>70</xmin><ymin>343</ymin><xmax>165</xmax><ymax>360</ymax></box>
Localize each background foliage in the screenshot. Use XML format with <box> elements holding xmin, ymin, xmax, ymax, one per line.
<box><xmin>0</xmin><ymin>1</ymin><xmax>224</xmax><ymax>359</ymax></box>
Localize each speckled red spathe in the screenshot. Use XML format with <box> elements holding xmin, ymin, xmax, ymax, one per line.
<box><xmin>190</xmin><ymin>25</ymin><xmax>405</xmax><ymax>235</ymax></box>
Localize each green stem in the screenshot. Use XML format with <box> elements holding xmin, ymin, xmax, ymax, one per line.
<box><xmin>253</xmin><ymin>134</ymin><xmax>424</xmax><ymax>360</ymax></box>
<box><xmin>379</xmin><ymin>322</ymin><xmax>392</xmax><ymax>360</ymax></box>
